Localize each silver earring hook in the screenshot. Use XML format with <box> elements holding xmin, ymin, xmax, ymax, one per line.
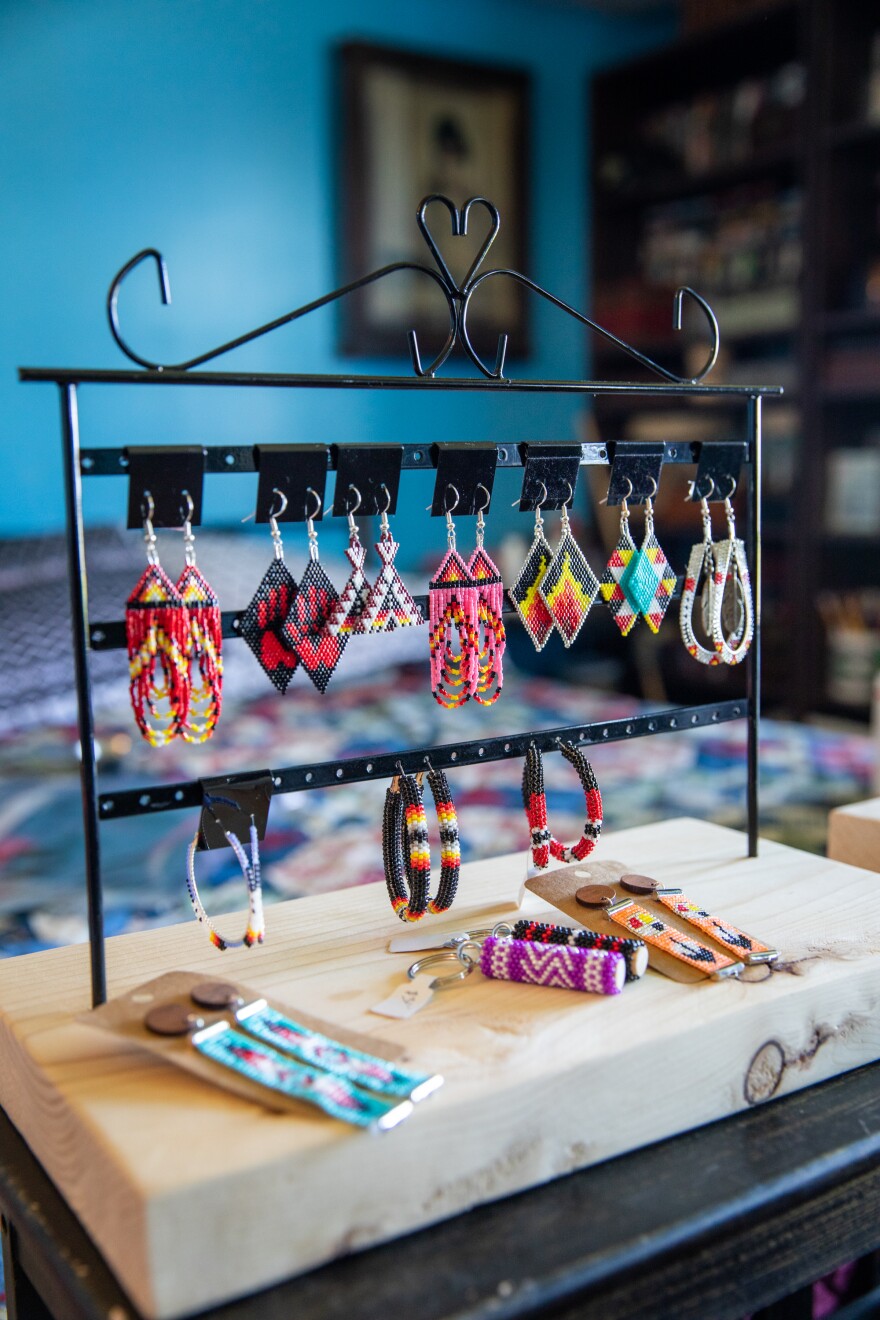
<box><xmin>180</xmin><ymin>489</ymin><xmax>196</xmax><ymax>567</ymax></box>
<box><xmin>378</xmin><ymin>482</ymin><xmax>392</xmax><ymax>535</ymax></box>
<box><xmin>601</xmin><ymin>476</ymin><xmax>632</xmax><ymax>512</ymax></box>
<box><xmin>345</xmin><ymin>484</ymin><xmax>362</xmax><ymax>538</ymax></box>
<box><xmin>444</xmin><ymin>484</ymin><xmax>459</xmax><ymax>551</ymax></box>
<box><xmin>510</xmin><ymin>479</ymin><xmax>549</xmax><ymax>510</ymax></box>
<box><xmin>268</xmin><ymin>487</ymin><xmax>287</xmax><ymax>559</ymax></box>
<box><xmin>305</xmin><ymin>486</ymin><xmax>321</xmax><ymax>561</ymax></box>
<box><xmin>475</xmin><ymin>483</ymin><xmax>490</xmax><ymax>549</ymax></box>
<box><xmin>142</xmin><ymin>490</ymin><xmax>159</xmax><ymax>565</ymax></box>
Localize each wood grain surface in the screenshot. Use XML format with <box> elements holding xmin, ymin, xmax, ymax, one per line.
<box><xmin>828</xmin><ymin>796</ymin><xmax>880</xmax><ymax>874</ymax></box>
<box><xmin>1</xmin><ymin>819</ymin><xmax>879</xmax><ymax>1319</ymax></box>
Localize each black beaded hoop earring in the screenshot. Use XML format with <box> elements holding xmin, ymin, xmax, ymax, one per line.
<box><xmin>382</xmin><ymin>766</ymin><xmax>461</xmax><ymax>922</ymax></box>
<box><xmin>522</xmin><ymin>741</ymin><xmax>602</xmax><ymax>870</ymax></box>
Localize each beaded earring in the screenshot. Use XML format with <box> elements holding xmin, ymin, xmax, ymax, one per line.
<box><xmin>467</xmin><ymin>484</ymin><xmax>506</xmax><ymax>705</ymax></box>
<box><xmin>281</xmin><ymin>488</ymin><xmax>344</xmax><ymax>694</ymax></box>
<box><xmin>680</xmin><ymin>479</ymin><xmax>723</xmax><ymax>666</ymax></box>
<box><xmin>239</xmin><ymin>489</ymin><xmax>300</xmax><ymax>694</ymax></box>
<box><xmin>382</xmin><ymin>764</ymin><xmax>461</xmax><ymax>921</ymax></box>
<box><xmin>709</xmin><ymin>479</ymin><xmax>754</xmax><ymax>665</ymax></box>
<box><xmin>185</xmin><ymin>815</ymin><xmax>265</xmax><ymax>951</ymax></box>
<box><xmin>360</xmin><ymin>484</ymin><xmax>425</xmax><ymax>632</ymax></box>
<box><xmin>538</xmin><ymin>483</ymin><xmax>599</xmax><ymax>647</ymax></box>
<box><xmin>175</xmin><ymin>493</ymin><xmax>223</xmax><ymax>743</ymax></box>
<box><xmin>428</xmin><ymin>485</ymin><xmax>477</xmax><ymax>708</ymax></box>
<box><xmin>509</xmin><ymin>482</ymin><xmax>556</xmax><ymax>651</ymax></box>
<box><xmin>601</xmin><ymin>478</ymin><xmax>676</xmax><ymax>636</ymax></box>
<box><xmin>325</xmin><ymin>484</ymin><xmax>371</xmax><ymax>641</ymax></box>
<box><xmin>125</xmin><ymin>493</ymin><xmax>190</xmax><ymax>746</ymax></box>
<box><xmin>522</xmin><ymin>740</ymin><xmax>603</xmax><ymax>870</ymax></box>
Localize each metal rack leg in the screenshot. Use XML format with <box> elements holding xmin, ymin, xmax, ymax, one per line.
<box><xmin>60</xmin><ymin>384</ymin><xmax>106</xmax><ymax>1006</ymax></box>
<box><xmin>747</xmin><ymin>393</ymin><xmax>762</xmax><ymax>858</ymax></box>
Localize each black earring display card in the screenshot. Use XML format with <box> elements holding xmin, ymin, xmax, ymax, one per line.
<box><xmin>331</xmin><ymin>445</ymin><xmax>403</xmax><ymax>516</ymax></box>
<box><xmin>605</xmin><ymin>442</ymin><xmax>665</xmax><ymax>506</ymax></box>
<box><xmin>517</xmin><ymin>444</ymin><xmax>583</xmax><ymax>510</ymax></box>
<box><xmin>429</xmin><ymin>443</ymin><xmax>498</xmax><ymax>516</ymax></box>
<box><xmin>692</xmin><ymin>441</ymin><xmax>747</xmax><ymax>502</ymax></box>
<box><xmin>198</xmin><ymin>773</ymin><xmax>274</xmax><ymax>851</ymax></box>
<box><xmin>125</xmin><ymin>446</ymin><xmax>206</xmax><ymax>529</ymax></box>
<box><xmin>254</xmin><ymin>445</ymin><xmax>329</xmax><ymax>523</ymax></box>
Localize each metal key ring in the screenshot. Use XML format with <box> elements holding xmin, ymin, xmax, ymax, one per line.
<box><xmin>408</xmin><ymin>949</ymin><xmax>475</xmax><ymax>989</ymax></box>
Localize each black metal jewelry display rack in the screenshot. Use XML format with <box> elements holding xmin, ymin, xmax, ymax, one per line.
<box><xmin>19</xmin><ymin>195</ymin><xmax>779</xmax><ymax>1008</ymax></box>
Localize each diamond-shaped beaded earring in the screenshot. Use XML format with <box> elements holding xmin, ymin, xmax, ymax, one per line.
<box><xmin>239</xmin><ymin>489</ymin><xmax>300</xmax><ymax>694</ymax></box>
<box><xmin>175</xmin><ymin>492</ymin><xmax>223</xmax><ymax>743</ymax></box>
<box><xmin>538</xmin><ymin>482</ymin><xmax>599</xmax><ymax>647</ymax></box>
<box><xmin>509</xmin><ymin>481</ymin><xmax>556</xmax><ymax>651</ymax></box>
<box><xmin>281</xmin><ymin>488</ymin><xmax>345</xmax><ymax>694</ymax></box>
<box><xmin>625</xmin><ymin>479</ymin><xmax>676</xmax><ymax>634</ymax></box>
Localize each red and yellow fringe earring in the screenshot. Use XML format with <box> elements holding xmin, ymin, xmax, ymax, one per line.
<box><xmin>428</xmin><ymin>484</ymin><xmax>477</xmax><ymax>708</ymax></box>
<box><xmin>175</xmin><ymin>492</ymin><xmax>223</xmax><ymax>743</ymax></box>
<box><xmin>467</xmin><ymin>484</ymin><xmax>506</xmax><ymax>706</ymax></box>
<box><xmin>382</xmin><ymin>763</ymin><xmax>461</xmax><ymax>921</ymax></box>
<box><xmin>125</xmin><ymin>493</ymin><xmax>190</xmax><ymax>747</ymax></box>
<box><xmin>522</xmin><ymin>740</ymin><xmax>602</xmax><ymax>870</ymax></box>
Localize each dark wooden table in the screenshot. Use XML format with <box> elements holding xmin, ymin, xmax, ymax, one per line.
<box><xmin>3</xmin><ymin>1060</ymin><xmax>880</xmax><ymax>1320</ymax></box>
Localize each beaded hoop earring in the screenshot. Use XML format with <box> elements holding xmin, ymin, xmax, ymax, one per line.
<box><xmin>382</xmin><ymin>765</ymin><xmax>461</xmax><ymax>922</ymax></box>
<box><xmin>185</xmin><ymin>817</ymin><xmax>265</xmax><ymax>951</ymax></box>
<box><xmin>709</xmin><ymin>480</ymin><xmax>754</xmax><ymax>665</ymax></box>
<box><xmin>522</xmin><ymin>741</ymin><xmax>603</xmax><ymax>870</ymax></box>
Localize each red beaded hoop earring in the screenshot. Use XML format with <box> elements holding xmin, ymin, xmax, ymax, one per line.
<box><xmin>522</xmin><ymin>741</ymin><xmax>603</xmax><ymax>870</ymax></box>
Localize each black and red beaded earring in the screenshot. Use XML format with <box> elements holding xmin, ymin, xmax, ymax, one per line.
<box><xmin>281</xmin><ymin>488</ymin><xmax>344</xmax><ymax>694</ymax></box>
<box><xmin>382</xmin><ymin>763</ymin><xmax>461</xmax><ymax>922</ymax></box>
<box><xmin>522</xmin><ymin>740</ymin><xmax>602</xmax><ymax>871</ymax></box>
<box><xmin>239</xmin><ymin>489</ymin><xmax>300</xmax><ymax>694</ymax></box>
<box><xmin>175</xmin><ymin>492</ymin><xmax>223</xmax><ymax>743</ymax></box>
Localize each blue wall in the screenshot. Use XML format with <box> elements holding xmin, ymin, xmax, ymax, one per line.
<box><xmin>1</xmin><ymin>0</ymin><xmax>673</xmax><ymax>544</ymax></box>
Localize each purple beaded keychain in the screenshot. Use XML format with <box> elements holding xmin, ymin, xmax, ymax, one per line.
<box><xmin>408</xmin><ymin>928</ymin><xmax>626</xmax><ymax>998</ymax></box>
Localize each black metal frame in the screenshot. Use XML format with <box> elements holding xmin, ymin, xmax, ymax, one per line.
<box><xmin>20</xmin><ymin>196</ymin><xmax>778</xmax><ymax>1008</ymax></box>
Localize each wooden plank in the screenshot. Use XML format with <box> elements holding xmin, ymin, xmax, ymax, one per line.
<box><xmin>1</xmin><ymin>819</ymin><xmax>880</xmax><ymax>1320</ymax></box>
<box><xmin>828</xmin><ymin>796</ymin><xmax>880</xmax><ymax>874</ymax></box>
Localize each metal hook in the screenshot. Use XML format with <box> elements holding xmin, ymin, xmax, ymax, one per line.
<box><xmin>180</xmin><ymin>489</ymin><xmax>196</xmax><ymax>566</ymax></box>
<box><xmin>346</xmin><ymin>484</ymin><xmax>362</xmax><ymax>517</ymax></box>
<box><xmin>267</xmin><ymin>487</ymin><xmax>287</xmax><ymax>559</ymax></box>
<box><xmin>687</xmin><ymin>476</ymin><xmax>715</xmax><ymax>502</ymax></box>
<box><xmin>305</xmin><ymin>487</ymin><xmax>322</xmax><ymax>521</ymax></box>
<box><xmin>645</xmin><ymin>476</ymin><xmax>659</xmax><ymax>502</ymax></box>
<box><xmin>723</xmin><ymin>475</ymin><xmax>738</xmax><ymax>501</ymax></box>
<box><xmin>475</xmin><ymin>483</ymin><xmax>491</xmax><ymax>514</ymax></box>
<box><xmin>141</xmin><ymin>491</ymin><xmax>159</xmax><ymax>565</ymax></box>
<box><xmin>601</xmin><ymin>477</ymin><xmax>632</xmax><ymax>508</ymax></box>
<box><xmin>444</xmin><ymin>484</ymin><xmax>460</xmax><ymax>515</ymax></box>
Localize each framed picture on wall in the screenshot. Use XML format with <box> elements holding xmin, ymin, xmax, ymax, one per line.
<box><xmin>337</xmin><ymin>42</ymin><xmax>530</xmax><ymax>362</ymax></box>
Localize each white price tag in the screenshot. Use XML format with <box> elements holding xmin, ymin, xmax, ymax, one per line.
<box><xmin>370</xmin><ymin>974</ymin><xmax>435</xmax><ymax>1020</ymax></box>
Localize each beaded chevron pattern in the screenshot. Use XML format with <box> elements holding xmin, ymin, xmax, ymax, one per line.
<box><xmin>509</xmin><ymin>515</ymin><xmax>555</xmax><ymax>651</ymax></box>
<box><xmin>125</xmin><ymin>563</ymin><xmax>191</xmax><ymax>747</ymax></box>
<box><xmin>601</xmin><ymin>501</ymin><xmax>675</xmax><ymax>637</ymax></box>
<box><xmin>511</xmin><ymin>919</ymin><xmax>647</xmax><ymax>982</ymax></box>
<box><xmin>522</xmin><ymin>741</ymin><xmax>603</xmax><ymax>869</ymax></box>
<box><xmin>479</xmin><ymin>936</ymin><xmax>625</xmax><ymax>995</ymax></box>
<box><xmin>360</xmin><ymin>527</ymin><xmax>424</xmax><ymax>633</ymax></box>
<box><xmin>175</xmin><ymin>565</ymin><xmax>223</xmax><ymax>743</ymax></box>
<box><xmin>599</xmin><ymin>511</ymin><xmax>641</xmax><ymax>637</ymax></box>
<box><xmin>656</xmin><ymin>892</ymin><xmax>772</xmax><ymax>959</ymax></box>
<box><xmin>382</xmin><ymin>769</ymin><xmax>460</xmax><ymax>922</ymax></box>
<box><xmin>607</xmin><ymin>900</ymin><xmax>737</xmax><ymax>974</ymax></box>
<box><xmin>240</xmin><ymin>557</ymin><xmax>300</xmax><ymax>693</ymax></box>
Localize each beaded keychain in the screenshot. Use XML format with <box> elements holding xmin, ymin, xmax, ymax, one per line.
<box><xmin>382</xmin><ymin>765</ymin><xmax>461</xmax><ymax>922</ymax></box>
<box><xmin>505</xmin><ymin>918</ymin><xmax>648</xmax><ymax>982</ymax></box>
<box><xmin>408</xmin><ymin>928</ymin><xmax>627</xmax><ymax>998</ymax></box>
<box><xmin>522</xmin><ymin>740</ymin><xmax>603</xmax><ymax>870</ymax></box>
<box><xmin>185</xmin><ymin>816</ymin><xmax>265</xmax><ymax>951</ymax></box>
<box><xmin>175</xmin><ymin>492</ymin><xmax>223</xmax><ymax>743</ymax></box>
<box><xmin>125</xmin><ymin>493</ymin><xmax>191</xmax><ymax>746</ymax></box>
